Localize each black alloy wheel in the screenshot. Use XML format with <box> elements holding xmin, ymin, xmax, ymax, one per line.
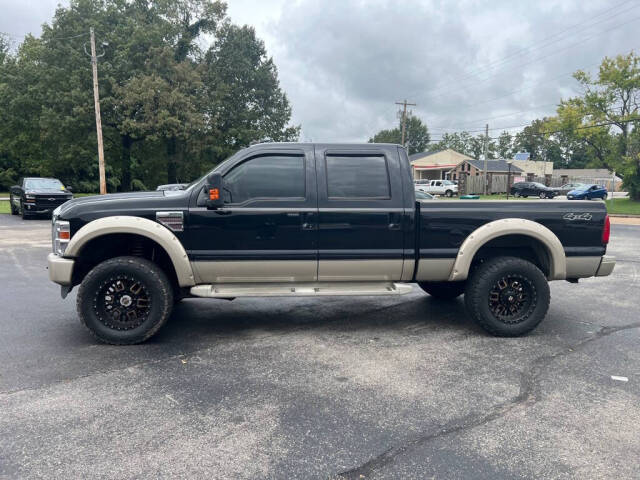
<box><xmin>77</xmin><ymin>256</ymin><xmax>173</xmax><ymax>344</ymax></box>
<box><xmin>465</xmin><ymin>256</ymin><xmax>550</xmax><ymax>336</ymax></box>
<box><xmin>94</xmin><ymin>276</ymin><xmax>152</xmax><ymax>331</ymax></box>
<box><xmin>487</xmin><ymin>275</ymin><xmax>534</xmax><ymax>324</ymax></box>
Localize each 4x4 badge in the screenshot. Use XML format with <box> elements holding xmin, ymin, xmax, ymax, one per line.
<box><xmin>563</xmin><ymin>212</ymin><xmax>592</xmax><ymax>221</ymax></box>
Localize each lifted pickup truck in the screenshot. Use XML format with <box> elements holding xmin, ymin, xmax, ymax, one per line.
<box><xmin>48</xmin><ymin>143</ymin><xmax>615</xmax><ymax>344</ymax></box>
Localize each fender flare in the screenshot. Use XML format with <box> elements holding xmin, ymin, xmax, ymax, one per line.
<box><xmin>65</xmin><ymin>216</ymin><xmax>195</xmax><ymax>287</ymax></box>
<box><xmin>448</xmin><ymin>218</ymin><xmax>566</xmax><ymax>281</ymax></box>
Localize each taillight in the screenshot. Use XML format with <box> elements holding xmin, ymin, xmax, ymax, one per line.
<box><xmin>602</xmin><ymin>214</ymin><xmax>610</xmax><ymax>245</ymax></box>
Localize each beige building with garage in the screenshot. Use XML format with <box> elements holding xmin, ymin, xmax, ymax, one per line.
<box><xmin>410</xmin><ymin>149</ymin><xmax>472</xmax><ymax>180</ymax></box>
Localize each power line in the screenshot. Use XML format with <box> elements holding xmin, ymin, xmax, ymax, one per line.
<box><xmin>427</xmin><ymin>1</ymin><xmax>639</xmax><ymax>96</ymax></box>
<box><xmin>414</xmin><ymin>2</ymin><xmax>640</xmax><ymax>100</ymax></box>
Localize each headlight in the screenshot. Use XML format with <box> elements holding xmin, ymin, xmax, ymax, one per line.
<box><xmin>25</xmin><ymin>194</ymin><xmax>36</xmax><ymax>201</ymax></box>
<box><xmin>52</xmin><ymin>220</ymin><xmax>70</xmax><ymax>255</ymax></box>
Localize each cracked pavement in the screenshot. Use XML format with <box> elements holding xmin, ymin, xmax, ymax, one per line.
<box><xmin>0</xmin><ymin>214</ymin><xmax>638</xmax><ymax>479</ymax></box>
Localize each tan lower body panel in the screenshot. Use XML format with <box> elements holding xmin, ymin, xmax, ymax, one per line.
<box><xmin>415</xmin><ymin>258</ymin><xmax>455</xmax><ymax>282</ymax></box>
<box><xmin>565</xmin><ymin>256</ymin><xmax>602</xmax><ymax>278</ymax></box>
<box><xmin>191</xmin><ymin>282</ymin><xmax>413</xmax><ymax>298</ymax></box>
<box><xmin>192</xmin><ymin>260</ymin><xmax>316</xmax><ymax>283</ymax></box>
<box><xmin>318</xmin><ymin>259</ymin><xmax>403</xmax><ymax>281</ymax></box>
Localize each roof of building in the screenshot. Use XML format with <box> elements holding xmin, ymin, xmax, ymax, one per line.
<box><xmin>554</xmin><ymin>168</ymin><xmax>621</xmax><ymax>180</ymax></box>
<box><xmin>464</xmin><ymin>159</ymin><xmax>523</xmax><ymax>173</ymax></box>
<box><xmin>514</xmin><ymin>152</ymin><xmax>530</xmax><ymax>161</ymax></box>
<box><xmin>408</xmin><ymin>150</ymin><xmax>441</xmax><ymax>161</ymax></box>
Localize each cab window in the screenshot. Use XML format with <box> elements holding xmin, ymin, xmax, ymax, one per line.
<box><xmin>326</xmin><ymin>155</ymin><xmax>390</xmax><ymax>198</ymax></box>
<box><xmin>223</xmin><ymin>154</ymin><xmax>305</xmax><ymax>204</ymax></box>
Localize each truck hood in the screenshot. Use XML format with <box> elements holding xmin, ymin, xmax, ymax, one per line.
<box><xmin>26</xmin><ymin>189</ymin><xmax>72</xmax><ymax>196</ymax></box>
<box><xmin>55</xmin><ymin>190</ymin><xmax>190</xmax><ymax>222</ymax></box>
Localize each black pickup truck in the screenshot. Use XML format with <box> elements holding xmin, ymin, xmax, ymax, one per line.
<box><xmin>47</xmin><ymin>143</ymin><xmax>615</xmax><ymax>344</ymax></box>
<box><xmin>10</xmin><ymin>177</ymin><xmax>73</xmax><ymax>218</ymax></box>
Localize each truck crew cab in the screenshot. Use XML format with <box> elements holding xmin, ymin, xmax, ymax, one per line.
<box><xmin>48</xmin><ymin>143</ymin><xmax>615</xmax><ymax>344</ymax></box>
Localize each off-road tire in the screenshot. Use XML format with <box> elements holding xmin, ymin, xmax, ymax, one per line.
<box><xmin>77</xmin><ymin>256</ymin><xmax>173</xmax><ymax>345</ymax></box>
<box><xmin>464</xmin><ymin>256</ymin><xmax>550</xmax><ymax>337</ymax></box>
<box><xmin>418</xmin><ymin>281</ymin><xmax>466</xmax><ymax>299</ymax></box>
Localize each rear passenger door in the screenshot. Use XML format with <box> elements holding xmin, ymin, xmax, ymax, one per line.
<box><xmin>315</xmin><ymin>146</ymin><xmax>406</xmax><ymax>281</ymax></box>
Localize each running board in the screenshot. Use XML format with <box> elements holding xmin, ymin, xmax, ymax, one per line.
<box><xmin>190</xmin><ymin>282</ymin><xmax>413</xmax><ymax>298</ymax></box>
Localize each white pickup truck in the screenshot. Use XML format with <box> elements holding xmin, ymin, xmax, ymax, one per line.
<box><xmin>415</xmin><ymin>179</ymin><xmax>458</xmax><ymax>197</ymax></box>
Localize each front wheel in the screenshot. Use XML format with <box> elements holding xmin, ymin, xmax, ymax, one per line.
<box><xmin>77</xmin><ymin>256</ymin><xmax>173</xmax><ymax>345</ymax></box>
<box><xmin>445</xmin><ymin>190</ymin><xmax>453</xmax><ymax>197</ymax></box>
<box><xmin>9</xmin><ymin>195</ymin><xmax>18</xmax><ymax>215</ymax></box>
<box><xmin>418</xmin><ymin>281</ymin><xmax>466</xmax><ymax>299</ymax></box>
<box><xmin>539</xmin><ymin>192</ymin><xmax>546</xmax><ymax>199</ymax></box>
<box><xmin>20</xmin><ymin>201</ymin><xmax>30</xmax><ymax>219</ymax></box>
<box><xmin>514</xmin><ymin>191</ymin><xmax>521</xmax><ymax>198</ymax></box>
<box><xmin>464</xmin><ymin>256</ymin><xmax>550</xmax><ymax>336</ymax></box>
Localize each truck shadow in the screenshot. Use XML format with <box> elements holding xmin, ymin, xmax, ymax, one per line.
<box><xmin>153</xmin><ymin>294</ymin><xmax>482</xmax><ymax>345</ymax></box>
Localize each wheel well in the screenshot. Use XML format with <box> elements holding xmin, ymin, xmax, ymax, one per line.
<box><xmin>71</xmin><ymin>233</ymin><xmax>180</xmax><ymax>292</ymax></box>
<box><xmin>470</xmin><ymin>234</ymin><xmax>551</xmax><ymax>277</ymax></box>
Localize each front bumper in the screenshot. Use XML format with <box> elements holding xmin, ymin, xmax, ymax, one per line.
<box><xmin>596</xmin><ymin>255</ymin><xmax>616</xmax><ymax>277</ymax></box>
<box><xmin>47</xmin><ymin>253</ymin><xmax>74</xmax><ymax>285</ymax></box>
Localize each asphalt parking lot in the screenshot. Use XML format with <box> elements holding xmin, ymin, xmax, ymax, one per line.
<box><xmin>1</xmin><ymin>213</ymin><xmax>639</xmax><ymax>479</ymax></box>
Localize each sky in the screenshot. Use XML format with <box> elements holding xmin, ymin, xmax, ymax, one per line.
<box><xmin>2</xmin><ymin>0</ymin><xmax>639</xmax><ymax>144</ymax></box>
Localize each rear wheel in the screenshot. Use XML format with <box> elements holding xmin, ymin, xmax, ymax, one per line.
<box><xmin>464</xmin><ymin>256</ymin><xmax>550</xmax><ymax>336</ymax></box>
<box><xmin>77</xmin><ymin>256</ymin><xmax>173</xmax><ymax>345</ymax></box>
<box><xmin>418</xmin><ymin>281</ymin><xmax>466</xmax><ymax>299</ymax></box>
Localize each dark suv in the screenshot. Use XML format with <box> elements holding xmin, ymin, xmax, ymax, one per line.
<box><xmin>510</xmin><ymin>182</ymin><xmax>556</xmax><ymax>199</ymax></box>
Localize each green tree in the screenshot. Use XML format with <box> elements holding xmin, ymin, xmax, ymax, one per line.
<box><xmin>497</xmin><ymin>131</ymin><xmax>513</xmax><ymax>158</ymax></box>
<box><xmin>0</xmin><ymin>0</ymin><xmax>299</xmax><ymax>191</ymax></box>
<box><xmin>369</xmin><ymin>115</ymin><xmax>430</xmax><ymax>155</ymax></box>
<box><xmin>202</xmin><ymin>23</ymin><xmax>299</xmax><ymax>165</ymax></box>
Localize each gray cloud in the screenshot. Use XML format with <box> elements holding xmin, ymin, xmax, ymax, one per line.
<box><xmin>3</xmin><ymin>0</ymin><xmax>640</xmax><ymax>143</ymax></box>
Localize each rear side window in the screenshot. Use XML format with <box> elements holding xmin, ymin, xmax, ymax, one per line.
<box><xmin>223</xmin><ymin>154</ymin><xmax>305</xmax><ymax>204</ymax></box>
<box><xmin>326</xmin><ymin>155</ymin><xmax>390</xmax><ymax>198</ymax></box>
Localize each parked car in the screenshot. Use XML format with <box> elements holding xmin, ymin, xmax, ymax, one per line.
<box><xmin>415</xmin><ymin>179</ymin><xmax>458</xmax><ymax>197</ymax></box>
<box><xmin>510</xmin><ymin>182</ymin><xmax>556</xmax><ymax>199</ymax></box>
<box><xmin>47</xmin><ymin>142</ymin><xmax>614</xmax><ymax>344</ymax></box>
<box><xmin>415</xmin><ymin>190</ymin><xmax>436</xmax><ymax>200</ymax></box>
<box><xmin>553</xmin><ymin>183</ymin><xmax>585</xmax><ymax>196</ymax></box>
<box><xmin>156</xmin><ymin>183</ymin><xmax>189</xmax><ymax>191</ymax></box>
<box><xmin>10</xmin><ymin>177</ymin><xmax>73</xmax><ymax>219</ymax></box>
<box><xmin>567</xmin><ymin>184</ymin><xmax>608</xmax><ymax>200</ymax></box>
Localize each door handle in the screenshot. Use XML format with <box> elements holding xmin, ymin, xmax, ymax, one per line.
<box><xmin>301</xmin><ymin>211</ymin><xmax>316</xmax><ymax>230</ymax></box>
<box><xmin>388</xmin><ymin>212</ymin><xmax>402</xmax><ymax>230</ymax></box>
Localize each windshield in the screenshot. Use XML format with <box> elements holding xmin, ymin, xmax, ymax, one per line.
<box><xmin>532</xmin><ymin>182</ymin><xmax>546</xmax><ymax>188</ymax></box>
<box><xmin>25</xmin><ymin>178</ymin><xmax>64</xmax><ymax>190</ymax></box>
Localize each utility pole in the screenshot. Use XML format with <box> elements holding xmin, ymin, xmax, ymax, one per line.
<box><xmin>87</xmin><ymin>28</ymin><xmax>107</xmax><ymax>194</ymax></box>
<box><xmin>395</xmin><ymin>99</ymin><xmax>416</xmax><ymax>147</ymax></box>
<box><xmin>483</xmin><ymin>123</ymin><xmax>489</xmax><ymax>195</ymax></box>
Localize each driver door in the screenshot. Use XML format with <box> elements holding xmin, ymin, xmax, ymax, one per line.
<box><xmin>186</xmin><ymin>147</ymin><xmax>318</xmax><ymax>283</ymax></box>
